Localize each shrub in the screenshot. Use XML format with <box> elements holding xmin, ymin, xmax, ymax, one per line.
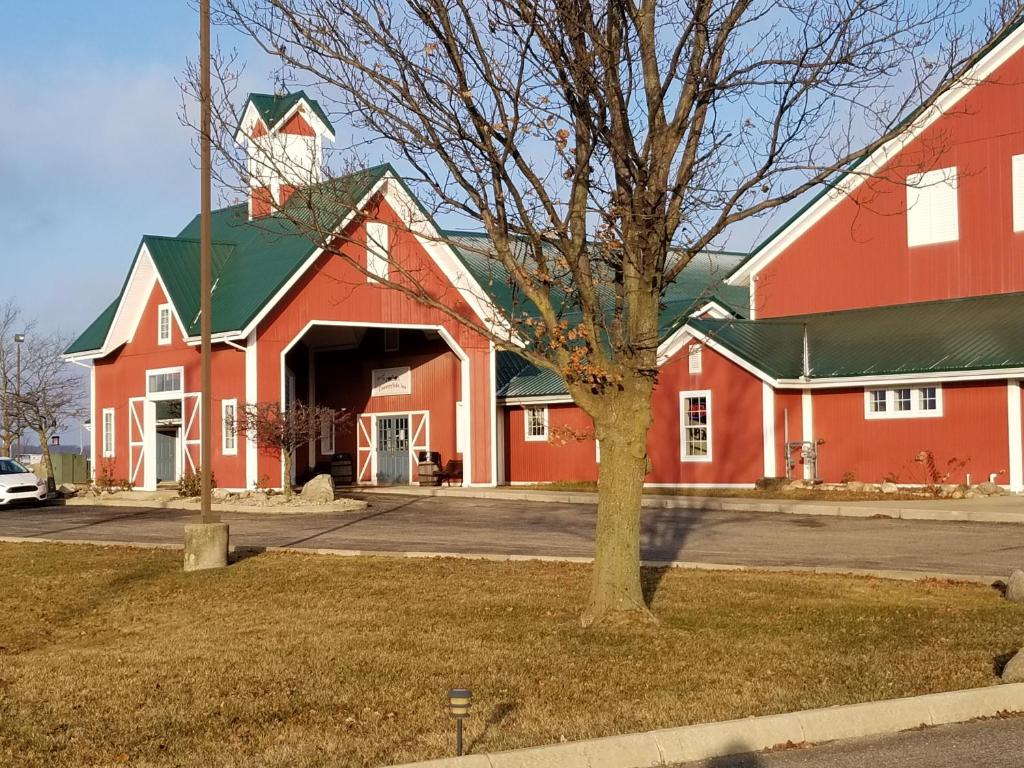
<box><xmin>179</xmin><ymin>470</ymin><xmax>216</xmax><ymax>498</ymax></box>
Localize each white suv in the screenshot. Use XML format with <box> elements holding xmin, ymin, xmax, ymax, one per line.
<box><xmin>0</xmin><ymin>457</ymin><xmax>47</xmax><ymax>506</ymax></box>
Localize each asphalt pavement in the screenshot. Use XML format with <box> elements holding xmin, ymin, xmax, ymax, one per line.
<box><xmin>1</xmin><ymin>493</ymin><xmax>1022</xmax><ymax>579</ymax></box>
<box><xmin>675</xmin><ymin>716</ymin><xmax>1024</xmax><ymax>767</ymax></box>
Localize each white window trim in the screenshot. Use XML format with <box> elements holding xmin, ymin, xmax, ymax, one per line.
<box><xmin>688</xmin><ymin>345</ymin><xmax>703</xmax><ymax>374</ymax></box>
<box><xmin>366</xmin><ymin>220</ymin><xmax>389</xmax><ymax>282</ymax></box>
<box><xmin>145</xmin><ymin>366</ymin><xmax>185</xmax><ymax>400</ymax></box>
<box><xmin>523</xmin><ymin>405</ymin><xmax>549</xmax><ymax>442</ymax></box>
<box><xmin>102</xmin><ymin>408</ymin><xmax>116</xmax><ymax>458</ymax></box>
<box><xmin>863</xmin><ymin>386</ymin><xmax>944</xmax><ymax>420</ymax></box>
<box><xmin>221</xmin><ymin>399</ymin><xmax>238</xmax><ymax>456</ymax></box>
<box><xmin>1013</xmin><ymin>154</ymin><xmax>1024</xmax><ymax>233</ymax></box>
<box><xmin>680</xmin><ymin>389</ymin><xmax>713</xmax><ymax>463</ymax></box>
<box><xmin>906</xmin><ymin>166</ymin><xmax>959</xmax><ymax>247</ymax></box>
<box><xmin>320</xmin><ymin>410</ymin><xmax>335</xmax><ymax>455</ymax></box>
<box><xmin>157</xmin><ymin>303</ymin><xmax>173</xmax><ymax>345</ymax></box>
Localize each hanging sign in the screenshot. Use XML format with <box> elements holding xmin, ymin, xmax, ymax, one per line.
<box><xmin>371</xmin><ymin>366</ymin><xmax>412</xmax><ymax>396</ymax></box>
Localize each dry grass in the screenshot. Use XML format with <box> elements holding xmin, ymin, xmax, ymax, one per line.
<box><xmin>1</xmin><ymin>542</ymin><xmax>1021</xmax><ymax>768</ymax></box>
<box><xmin>516</xmin><ymin>481</ymin><xmax>947</xmax><ymax>502</ymax></box>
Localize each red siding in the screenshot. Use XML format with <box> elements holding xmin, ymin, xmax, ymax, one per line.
<box><xmin>756</xmin><ymin>44</ymin><xmax>1024</xmax><ymax>317</ymax></box>
<box><xmin>503</xmin><ymin>404</ymin><xmax>598</xmax><ymax>483</ymax></box>
<box><xmin>254</xmin><ymin>194</ymin><xmax>494</xmax><ymax>485</ymax></box>
<box><xmin>281</xmin><ymin>112</ymin><xmax>315</xmax><ymax>136</ymax></box>
<box><xmin>93</xmin><ymin>282</ymin><xmax>247</xmax><ymax>489</ymax></box>
<box><xmin>647</xmin><ymin>341</ymin><xmax>765</xmax><ymax>485</ymax></box>
<box><xmin>809</xmin><ymin>382</ymin><xmax>1009</xmax><ymax>485</ymax></box>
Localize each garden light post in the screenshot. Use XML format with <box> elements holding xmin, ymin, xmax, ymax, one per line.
<box><xmin>13</xmin><ymin>333</ymin><xmax>24</xmax><ymax>458</ymax></box>
<box><xmin>447</xmin><ymin>688</ymin><xmax>472</xmax><ymax>756</ymax></box>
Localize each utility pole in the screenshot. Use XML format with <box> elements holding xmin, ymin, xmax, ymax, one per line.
<box><xmin>183</xmin><ymin>0</ymin><xmax>229</xmax><ymax>571</ymax></box>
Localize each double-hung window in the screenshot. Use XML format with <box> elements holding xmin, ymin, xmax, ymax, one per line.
<box><xmin>157</xmin><ymin>304</ymin><xmax>173</xmax><ymax>345</ymax></box>
<box><xmin>680</xmin><ymin>390</ymin><xmax>712</xmax><ymax>462</ymax></box>
<box><xmin>102</xmin><ymin>408</ymin><xmax>116</xmax><ymax>458</ymax></box>
<box><xmin>222</xmin><ymin>399</ymin><xmax>238</xmax><ymax>455</ymax></box>
<box><xmin>864</xmin><ymin>386</ymin><xmax>942</xmax><ymax>419</ymax></box>
<box><xmin>524</xmin><ymin>406</ymin><xmax>548</xmax><ymax>441</ymax></box>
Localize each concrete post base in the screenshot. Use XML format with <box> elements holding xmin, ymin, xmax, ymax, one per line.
<box><xmin>183</xmin><ymin>522</ymin><xmax>229</xmax><ymax>572</ymax></box>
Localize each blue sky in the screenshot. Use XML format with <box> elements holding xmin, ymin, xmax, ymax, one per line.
<box><xmin>0</xmin><ymin>2</ymin><xmax>273</xmax><ymax>338</ymax></box>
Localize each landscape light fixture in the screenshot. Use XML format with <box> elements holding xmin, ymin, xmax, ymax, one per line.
<box><xmin>447</xmin><ymin>688</ymin><xmax>473</xmax><ymax>756</ymax></box>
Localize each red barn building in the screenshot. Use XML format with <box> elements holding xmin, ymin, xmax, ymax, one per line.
<box><xmin>67</xmin><ymin>22</ymin><xmax>1024</xmax><ymax>493</ymax></box>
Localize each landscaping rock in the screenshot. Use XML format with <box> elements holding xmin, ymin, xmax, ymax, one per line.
<box><xmin>1006</xmin><ymin>570</ymin><xmax>1024</xmax><ymax>604</ymax></box>
<box><xmin>248</xmin><ymin>491</ymin><xmax>269</xmax><ymax>506</ymax></box>
<box><xmin>300</xmin><ymin>474</ymin><xmax>335</xmax><ymax>504</ymax></box>
<box><xmin>880</xmin><ymin>482</ymin><xmax>899</xmax><ymax>494</ymax></box>
<box><xmin>974</xmin><ymin>481</ymin><xmax>1003</xmax><ymax>496</ymax></box>
<box><xmin>58</xmin><ymin>483</ymin><xmax>78</xmax><ymax>497</ymax></box>
<box><xmin>785</xmin><ymin>480</ymin><xmax>809</xmax><ymax>491</ymax></box>
<box><xmin>845</xmin><ymin>481</ymin><xmax>865</xmax><ymax>493</ymax></box>
<box><xmin>951</xmin><ymin>485</ymin><xmax>967</xmax><ymax>499</ymax></box>
<box><xmin>1002</xmin><ymin>649</ymin><xmax>1024</xmax><ymax>683</ymax></box>
<box><xmin>212</xmin><ymin>488</ymin><xmax>233</xmax><ymax>502</ymax></box>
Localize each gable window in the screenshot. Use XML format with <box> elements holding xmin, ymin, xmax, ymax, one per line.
<box><xmin>688</xmin><ymin>345</ymin><xmax>703</xmax><ymax>375</ymax></box>
<box><xmin>102</xmin><ymin>408</ymin><xmax>115</xmax><ymax>458</ymax></box>
<box><xmin>320</xmin><ymin>410</ymin><xmax>335</xmax><ymax>455</ymax></box>
<box><xmin>524</xmin><ymin>406</ymin><xmax>548</xmax><ymax>441</ymax></box>
<box><xmin>366</xmin><ymin>220</ymin><xmax>389</xmax><ymax>281</ymax></box>
<box><xmin>864</xmin><ymin>386</ymin><xmax>942</xmax><ymax>419</ymax></box>
<box><xmin>222</xmin><ymin>399</ymin><xmax>238</xmax><ymax>456</ymax></box>
<box><xmin>906</xmin><ymin>167</ymin><xmax>959</xmax><ymax>247</ymax></box>
<box><xmin>680</xmin><ymin>390</ymin><xmax>712</xmax><ymax>462</ymax></box>
<box><xmin>157</xmin><ymin>304</ymin><xmax>173</xmax><ymax>345</ymax></box>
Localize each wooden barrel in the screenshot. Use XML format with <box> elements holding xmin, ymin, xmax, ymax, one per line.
<box><xmin>331</xmin><ymin>453</ymin><xmax>354</xmax><ymax>486</ymax></box>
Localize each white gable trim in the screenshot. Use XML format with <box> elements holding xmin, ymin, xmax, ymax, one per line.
<box><xmin>64</xmin><ymin>243</ymin><xmax>189</xmax><ymax>361</ymax></box>
<box><xmin>657</xmin><ymin>302</ymin><xmax>737</xmax><ymax>364</ymax></box>
<box><xmin>727</xmin><ymin>21</ymin><xmax>1024</xmax><ymax>287</ymax></box>
<box><xmin>233</xmin><ymin>97</ymin><xmax>336</xmax><ymax>144</ymax></box>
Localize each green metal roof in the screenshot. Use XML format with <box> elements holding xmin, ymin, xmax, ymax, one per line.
<box><xmin>244</xmin><ymin>91</ymin><xmax>335</xmax><ymax>136</ymax></box>
<box><xmin>65</xmin><ymin>165</ymin><xmax>389</xmax><ymax>355</ymax></box>
<box><xmin>689</xmin><ymin>291</ymin><xmax>1024</xmax><ymax>380</ymax></box>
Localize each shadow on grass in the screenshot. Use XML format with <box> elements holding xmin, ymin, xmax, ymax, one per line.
<box><xmin>466</xmin><ymin>701</ymin><xmax>517</xmax><ymax>754</ymax></box>
<box><xmin>994</xmin><ymin>649</ymin><xmax>1018</xmax><ymax>677</ymax></box>
<box><xmin>229</xmin><ymin>545</ymin><xmax>267</xmax><ymax>564</ymax></box>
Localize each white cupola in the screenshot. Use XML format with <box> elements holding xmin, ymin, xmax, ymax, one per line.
<box><xmin>234</xmin><ymin>91</ymin><xmax>336</xmax><ymax>219</ymax></box>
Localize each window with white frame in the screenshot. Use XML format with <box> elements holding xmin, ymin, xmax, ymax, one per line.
<box><xmin>102</xmin><ymin>408</ymin><xmax>115</xmax><ymax>458</ymax></box>
<box><xmin>366</xmin><ymin>220</ymin><xmax>389</xmax><ymax>281</ymax></box>
<box><xmin>906</xmin><ymin>167</ymin><xmax>959</xmax><ymax>247</ymax></box>
<box><xmin>864</xmin><ymin>386</ymin><xmax>942</xmax><ymax>419</ymax></box>
<box><xmin>157</xmin><ymin>304</ymin><xmax>173</xmax><ymax>345</ymax></box>
<box><xmin>1013</xmin><ymin>154</ymin><xmax>1024</xmax><ymax>232</ymax></box>
<box><xmin>680</xmin><ymin>390</ymin><xmax>712</xmax><ymax>461</ymax></box>
<box><xmin>688</xmin><ymin>345</ymin><xmax>703</xmax><ymax>375</ymax></box>
<box><xmin>146</xmin><ymin>368</ymin><xmax>183</xmax><ymax>397</ymax></box>
<box><xmin>320</xmin><ymin>410</ymin><xmax>335</xmax><ymax>455</ymax></box>
<box><xmin>524</xmin><ymin>406</ymin><xmax>548</xmax><ymax>441</ymax></box>
<box><xmin>222</xmin><ymin>399</ymin><xmax>238</xmax><ymax>455</ymax></box>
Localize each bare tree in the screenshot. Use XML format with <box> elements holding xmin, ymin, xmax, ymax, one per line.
<box><xmin>17</xmin><ymin>332</ymin><xmax>87</xmax><ymax>484</ymax></box>
<box><xmin>238</xmin><ymin>401</ymin><xmax>351</xmax><ymax>497</ymax></box>
<box><xmin>200</xmin><ymin>0</ymin><xmax>1017</xmax><ymax>625</ymax></box>
<box><xmin>0</xmin><ymin>302</ymin><xmax>33</xmax><ymax>457</ymax></box>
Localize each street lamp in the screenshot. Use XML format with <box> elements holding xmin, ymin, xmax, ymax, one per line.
<box><xmin>447</xmin><ymin>688</ymin><xmax>473</xmax><ymax>756</ymax></box>
<box><xmin>13</xmin><ymin>333</ymin><xmax>24</xmax><ymax>459</ymax></box>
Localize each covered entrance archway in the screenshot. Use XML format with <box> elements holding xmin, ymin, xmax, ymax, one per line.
<box><xmin>281</xmin><ymin>322</ymin><xmax>471</xmax><ymax>487</ymax></box>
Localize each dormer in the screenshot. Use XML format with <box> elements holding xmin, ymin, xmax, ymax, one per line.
<box><xmin>234</xmin><ymin>91</ymin><xmax>336</xmax><ymax>219</ymax></box>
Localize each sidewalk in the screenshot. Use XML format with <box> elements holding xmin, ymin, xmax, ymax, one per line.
<box><xmin>354</xmin><ymin>485</ymin><xmax>1024</xmax><ymax>524</ymax></box>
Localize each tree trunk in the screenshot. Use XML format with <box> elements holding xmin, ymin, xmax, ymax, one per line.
<box><xmin>581</xmin><ymin>389</ymin><xmax>655</xmax><ymax>627</ymax></box>
<box><xmin>283</xmin><ymin>451</ymin><xmax>293</xmax><ymax>498</ymax></box>
<box><xmin>40</xmin><ymin>437</ymin><xmax>55</xmax><ymax>493</ymax></box>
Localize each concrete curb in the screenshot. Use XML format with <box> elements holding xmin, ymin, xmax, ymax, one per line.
<box><xmin>390</xmin><ymin>684</ymin><xmax>1024</xmax><ymax>768</ymax></box>
<box><xmin>0</xmin><ymin>536</ymin><xmax>1003</xmax><ymax>585</ymax></box>
<box><xmin>61</xmin><ymin>496</ymin><xmax>367</xmax><ymax>515</ymax></box>
<box><xmin>354</xmin><ymin>486</ymin><xmax>1024</xmax><ymax>525</ymax></box>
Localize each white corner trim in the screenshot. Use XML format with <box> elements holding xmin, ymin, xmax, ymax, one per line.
<box><xmin>245</xmin><ymin>330</ymin><xmax>259</xmax><ymax>490</ymax></box>
<box><xmin>762</xmin><ymin>382</ymin><xmax>776</xmax><ymax>478</ymax></box>
<box><xmin>1008</xmin><ymin>380</ymin><xmax>1023</xmax><ymax>492</ymax></box>
<box><xmin>727</xmin><ymin>21</ymin><xmax>1024</xmax><ymax>286</ymax></box>
<box><xmin>801</xmin><ymin>389</ymin><xmax>813</xmax><ymax>481</ymax></box>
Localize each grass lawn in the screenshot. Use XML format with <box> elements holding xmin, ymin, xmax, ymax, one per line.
<box><xmin>1</xmin><ymin>543</ymin><xmax>1021</xmax><ymax>768</ymax></box>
